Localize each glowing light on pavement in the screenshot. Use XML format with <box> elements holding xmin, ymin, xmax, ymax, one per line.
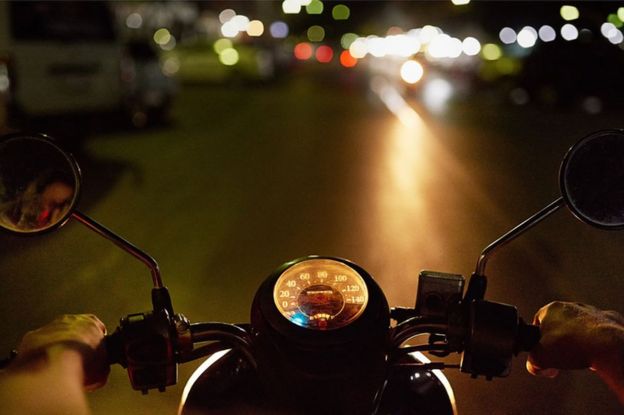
<box><xmin>370</xmin><ymin>77</ymin><xmax>422</xmax><ymax>129</ymax></box>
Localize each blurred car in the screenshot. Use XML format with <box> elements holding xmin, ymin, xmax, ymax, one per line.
<box><xmin>122</xmin><ymin>40</ymin><xmax>177</xmax><ymax>127</ymax></box>
<box><xmin>0</xmin><ymin>1</ymin><xmax>122</xmax><ymax>118</ymax></box>
<box><xmin>0</xmin><ymin>1</ymin><xmax>175</xmax><ymax>129</ymax></box>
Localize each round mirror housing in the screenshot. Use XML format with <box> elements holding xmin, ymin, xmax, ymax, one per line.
<box><xmin>560</xmin><ymin>129</ymin><xmax>624</xmax><ymax>230</ymax></box>
<box><xmin>0</xmin><ymin>133</ymin><xmax>81</xmax><ymax>234</ymax></box>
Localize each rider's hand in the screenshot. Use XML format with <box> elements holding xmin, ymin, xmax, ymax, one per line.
<box><xmin>14</xmin><ymin>314</ymin><xmax>109</xmax><ymax>390</ymax></box>
<box><xmin>526</xmin><ymin>301</ymin><xmax>624</xmax><ymax>404</ymax></box>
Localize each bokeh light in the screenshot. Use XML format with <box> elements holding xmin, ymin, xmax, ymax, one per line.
<box><xmin>282</xmin><ymin>0</ymin><xmax>301</xmax><ymax>14</ymax></box>
<box><xmin>462</xmin><ymin>37</ymin><xmax>481</xmax><ymax>56</ymax></box>
<box><xmin>126</xmin><ymin>13</ymin><xmax>143</xmax><ymax>29</ymax></box>
<box><xmin>162</xmin><ymin>57</ymin><xmax>180</xmax><ymax>76</ymax></box>
<box><xmin>247</xmin><ymin>20</ymin><xmax>264</xmax><ymax>37</ymax></box>
<box><xmin>214</xmin><ymin>38</ymin><xmax>233</xmax><ymax>54</ymax></box>
<box><xmin>538</xmin><ymin>25</ymin><xmax>556</xmax><ymax>42</ymax></box>
<box><xmin>608</xmin><ymin>14</ymin><xmax>624</xmax><ymax>29</ymax></box>
<box><xmin>341</xmin><ymin>33</ymin><xmax>358</xmax><ymax>49</ymax></box>
<box><xmin>608</xmin><ymin>29</ymin><xmax>624</xmax><ymax>44</ymax></box>
<box><xmin>219</xmin><ymin>48</ymin><xmax>239</xmax><ymax>65</ymax></box>
<box><xmin>219</xmin><ymin>9</ymin><xmax>236</xmax><ymax>24</ymax></box>
<box><xmin>294</xmin><ymin>42</ymin><xmax>313</xmax><ymax>60</ymax></box>
<box><xmin>270</xmin><ymin>21</ymin><xmax>289</xmax><ymax>38</ymax></box>
<box><xmin>316</xmin><ymin>45</ymin><xmax>334</xmax><ymax>63</ymax></box>
<box><xmin>332</xmin><ymin>4</ymin><xmax>350</xmax><ymax>20</ymax></box>
<box><xmin>601</xmin><ymin>22</ymin><xmax>617</xmax><ymax>38</ymax></box>
<box><xmin>561</xmin><ymin>23</ymin><xmax>578</xmax><ymax>41</ymax></box>
<box><xmin>339</xmin><ymin>50</ymin><xmax>357</xmax><ymax>67</ymax></box>
<box><xmin>221</xmin><ymin>21</ymin><xmax>238</xmax><ymax>38</ymax></box>
<box><xmin>349</xmin><ymin>38</ymin><xmax>368</xmax><ymax>58</ymax></box>
<box><xmin>400</xmin><ymin>60</ymin><xmax>424</xmax><ymax>84</ymax></box>
<box><xmin>482</xmin><ymin>43</ymin><xmax>502</xmax><ymax>60</ymax></box>
<box><xmin>231</xmin><ymin>15</ymin><xmax>250</xmax><ymax>32</ymax></box>
<box><xmin>307</xmin><ymin>25</ymin><xmax>325</xmax><ymax>42</ymax></box>
<box><xmin>423</xmin><ymin>78</ymin><xmax>453</xmax><ymax>113</ymax></box>
<box><xmin>499</xmin><ymin>27</ymin><xmax>517</xmax><ymax>44</ymax></box>
<box><xmin>517</xmin><ymin>26</ymin><xmax>537</xmax><ymax>48</ymax></box>
<box><xmin>560</xmin><ymin>5</ymin><xmax>579</xmax><ymax>21</ymax></box>
<box><xmin>306</xmin><ymin>0</ymin><xmax>324</xmax><ymax>14</ymax></box>
<box><xmin>451</xmin><ymin>0</ymin><xmax>470</xmax><ymax>5</ymax></box>
<box><xmin>153</xmin><ymin>28</ymin><xmax>172</xmax><ymax>45</ymax></box>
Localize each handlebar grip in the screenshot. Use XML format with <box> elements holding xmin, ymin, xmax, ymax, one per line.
<box><xmin>516</xmin><ymin>319</ymin><xmax>541</xmax><ymax>353</ymax></box>
<box><xmin>104</xmin><ymin>328</ymin><xmax>124</xmax><ymax>366</ymax></box>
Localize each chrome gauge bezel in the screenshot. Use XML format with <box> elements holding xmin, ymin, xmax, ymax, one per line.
<box><xmin>273</xmin><ymin>258</ymin><xmax>369</xmax><ymax>330</ymax></box>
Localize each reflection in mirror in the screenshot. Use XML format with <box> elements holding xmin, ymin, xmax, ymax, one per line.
<box><xmin>0</xmin><ymin>134</ymin><xmax>80</xmax><ymax>234</ymax></box>
<box><xmin>560</xmin><ymin>129</ymin><xmax>624</xmax><ymax>229</ymax></box>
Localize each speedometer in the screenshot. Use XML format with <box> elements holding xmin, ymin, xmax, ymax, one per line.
<box><xmin>273</xmin><ymin>258</ymin><xmax>369</xmax><ymax>330</ymax></box>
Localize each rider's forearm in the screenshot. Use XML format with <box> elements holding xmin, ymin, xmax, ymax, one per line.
<box><xmin>591</xmin><ymin>324</ymin><xmax>624</xmax><ymax>405</ymax></box>
<box><xmin>0</xmin><ymin>345</ymin><xmax>91</xmax><ymax>415</ymax></box>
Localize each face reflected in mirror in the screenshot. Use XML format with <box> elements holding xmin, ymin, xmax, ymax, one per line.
<box><xmin>0</xmin><ymin>134</ymin><xmax>80</xmax><ymax>234</ymax></box>
<box><xmin>560</xmin><ymin>130</ymin><xmax>624</xmax><ymax>229</ymax></box>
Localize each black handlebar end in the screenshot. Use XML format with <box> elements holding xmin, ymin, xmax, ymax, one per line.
<box><xmin>515</xmin><ymin>319</ymin><xmax>541</xmax><ymax>354</ymax></box>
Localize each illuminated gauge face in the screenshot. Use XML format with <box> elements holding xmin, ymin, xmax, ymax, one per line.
<box><xmin>273</xmin><ymin>259</ymin><xmax>369</xmax><ymax>330</ymax></box>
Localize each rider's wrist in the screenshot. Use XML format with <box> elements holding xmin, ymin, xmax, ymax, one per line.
<box><xmin>589</xmin><ymin>324</ymin><xmax>624</xmax><ymax>376</ymax></box>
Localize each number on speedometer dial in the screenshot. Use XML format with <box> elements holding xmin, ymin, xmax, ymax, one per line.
<box><xmin>273</xmin><ymin>259</ymin><xmax>369</xmax><ymax>330</ymax></box>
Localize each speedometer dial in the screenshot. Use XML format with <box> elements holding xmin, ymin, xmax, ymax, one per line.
<box><xmin>273</xmin><ymin>259</ymin><xmax>369</xmax><ymax>330</ymax></box>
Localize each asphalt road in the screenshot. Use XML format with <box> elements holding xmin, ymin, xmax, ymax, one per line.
<box><xmin>1</xmin><ymin>71</ymin><xmax>624</xmax><ymax>414</ymax></box>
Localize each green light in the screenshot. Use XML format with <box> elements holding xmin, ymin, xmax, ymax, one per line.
<box><xmin>608</xmin><ymin>13</ymin><xmax>624</xmax><ymax>28</ymax></box>
<box><xmin>482</xmin><ymin>43</ymin><xmax>502</xmax><ymax>61</ymax></box>
<box><xmin>560</xmin><ymin>5</ymin><xmax>579</xmax><ymax>21</ymax></box>
<box><xmin>495</xmin><ymin>57</ymin><xmax>517</xmax><ymax>75</ymax></box>
<box><xmin>306</xmin><ymin>0</ymin><xmax>323</xmax><ymax>15</ymax></box>
<box><xmin>340</xmin><ymin>33</ymin><xmax>358</xmax><ymax>49</ymax></box>
<box><xmin>332</xmin><ymin>4</ymin><xmax>350</xmax><ymax>20</ymax></box>
<box><xmin>307</xmin><ymin>25</ymin><xmax>325</xmax><ymax>42</ymax></box>
<box><xmin>219</xmin><ymin>48</ymin><xmax>239</xmax><ymax>66</ymax></box>
<box><xmin>618</xmin><ymin>7</ymin><xmax>624</xmax><ymax>22</ymax></box>
<box><xmin>153</xmin><ymin>28</ymin><xmax>171</xmax><ymax>45</ymax></box>
<box><xmin>214</xmin><ymin>38</ymin><xmax>233</xmax><ymax>54</ymax></box>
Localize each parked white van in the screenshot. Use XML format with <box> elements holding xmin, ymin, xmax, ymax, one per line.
<box><xmin>0</xmin><ymin>1</ymin><xmax>125</xmax><ymax>118</ymax></box>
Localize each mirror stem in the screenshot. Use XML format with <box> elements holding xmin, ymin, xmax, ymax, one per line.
<box><xmin>475</xmin><ymin>197</ymin><xmax>564</xmax><ymax>276</ymax></box>
<box><xmin>71</xmin><ymin>210</ymin><xmax>163</xmax><ymax>288</ymax></box>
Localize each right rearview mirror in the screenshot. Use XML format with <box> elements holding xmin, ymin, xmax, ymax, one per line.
<box><xmin>560</xmin><ymin>129</ymin><xmax>624</xmax><ymax>230</ymax></box>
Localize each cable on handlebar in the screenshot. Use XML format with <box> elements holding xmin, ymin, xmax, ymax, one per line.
<box><xmin>188</xmin><ymin>323</ymin><xmax>257</xmax><ymax>369</ymax></box>
<box><xmin>390</xmin><ymin>316</ymin><xmax>448</xmax><ymax>348</ymax></box>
